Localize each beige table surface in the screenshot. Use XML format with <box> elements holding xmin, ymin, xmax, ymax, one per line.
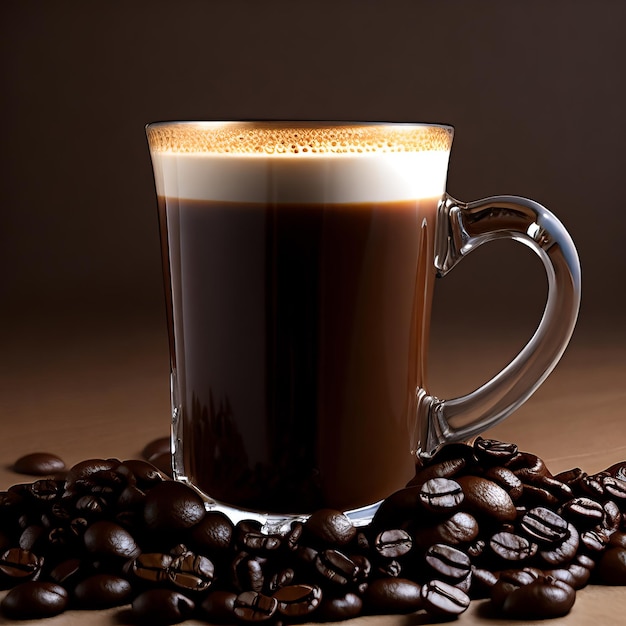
<box><xmin>0</xmin><ymin>314</ymin><xmax>625</xmax><ymax>625</ymax></box>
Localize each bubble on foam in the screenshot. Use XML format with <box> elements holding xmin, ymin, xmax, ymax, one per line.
<box><xmin>146</xmin><ymin>122</ymin><xmax>453</xmax><ymax>155</ymax></box>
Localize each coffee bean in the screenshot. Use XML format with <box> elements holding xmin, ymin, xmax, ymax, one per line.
<box><xmin>118</xmin><ymin>459</ymin><xmax>164</xmax><ymax>489</ymax></box>
<box><xmin>539</xmin><ymin>523</ymin><xmax>579</xmax><ymax>566</ymax></box>
<box><xmin>304</xmin><ymin>509</ymin><xmax>356</xmax><ymax>546</ymax></box>
<box><xmin>74</xmin><ymin>573</ymin><xmax>133</xmax><ymax>608</ymax></box>
<box><xmin>142</xmin><ymin>437</ymin><xmax>171</xmax><ymax>462</ymax></box>
<box><xmin>506</xmin><ymin>452</ymin><xmax>550</xmax><ymax>479</ymax></box>
<box><xmin>27</xmin><ymin>479</ymin><xmax>64</xmax><ymax>502</ymax></box>
<box><xmin>168</xmin><ymin>551</ymin><xmax>215</xmax><ymax>591</ymax></box>
<box><xmin>374</xmin><ymin>529</ymin><xmax>412</xmax><ymax>558</ymax></box>
<box><xmin>425</xmin><ymin>543</ymin><xmax>471</xmax><ymax>581</ymax></box>
<box><xmin>420</xmin><ymin>579</ymin><xmax>470</xmax><ymax>616</ymax></box>
<box><xmin>456</xmin><ymin>475</ymin><xmax>517</xmax><ymax>522</ymax></box>
<box><xmin>483</xmin><ymin>466</ymin><xmax>523</xmax><ymax>501</ymax></box>
<box><xmin>65</xmin><ymin>459</ymin><xmax>120</xmax><ymax>490</ymax></box>
<box><xmin>370</xmin><ymin>486</ymin><xmax>421</xmax><ymax>528</ymax></box>
<box><xmin>200</xmin><ymin>590</ymin><xmax>237</xmax><ymax>623</ymax></box>
<box><xmin>130</xmin><ymin>553</ymin><xmax>172</xmax><ymax>584</ymax></box>
<box><xmin>132</xmin><ymin>588</ymin><xmax>195</xmax><ymax>625</ymax></box>
<box><xmin>377</xmin><ymin>558</ymin><xmax>402</xmax><ymax>577</ymax></box>
<box><xmin>580</xmin><ymin>528</ymin><xmax>610</xmax><ymax>554</ymax></box>
<box><xmin>559</xmin><ymin>497</ymin><xmax>605</xmax><ymax>528</ymax></box>
<box><xmin>83</xmin><ymin>520</ymin><xmax>140</xmax><ymax>560</ymax></box>
<box><xmin>13</xmin><ymin>452</ymin><xmax>66</xmax><ymax>476</ymax></box>
<box><xmin>544</xmin><ymin>567</ymin><xmax>585</xmax><ymax>590</ymax></box>
<box><xmin>409</xmin><ymin>456</ymin><xmax>468</xmax><ymax>485</ymax></box>
<box><xmin>191</xmin><ymin>510</ymin><xmax>234</xmax><ymax>553</ymax></box>
<box><xmin>273</xmin><ymin>583</ymin><xmax>322</xmax><ymax>617</ymax></box>
<box><xmin>501</xmin><ymin>576</ymin><xmax>576</xmax><ymax>619</ymax></box>
<box><xmin>1</xmin><ymin>581</ymin><xmax>68</xmax><ymax>619</ymax></box>
<box><xmin>520</xmin><ymin>507</ymin><xmax>569</xmax><ymax>545</ymax></box>
<box><xmin>597</xmin><ymin>547</ymin><xmax>626</xmax><ymax>585</ymax></box>
<box><xmin>601</xmin><ymin>475</ymin><xmax>626</xmax><ymax>502</ymax></box>
<box><xmin>419</xmin><ymin>478</ymin><xmax>464</xmax><ymax>512</ymax></box>
<box><xmin>238</xmin><ymin>530</ymin><xmax>282</xmax><ymax>553</ymax></box>
<box><xmin>469</xmin><ymin>566</ymin><xmax>498</xmax><ymax>597</ymax></box>
<box><xmin>317</xmin><ymin>591</ymin><xmax>362</xmax><ymax>621</ymax></box>
<box><xmin>234</xmin><ymin>590</ymin><xmax>278</xmax><ymax>622</ymax></box>
<box><xmin>314</xmin><ymin>549</ymin><xmax>358</xmax><ymax>585</ymax></box>
<box><xmin>266</xmin><ymin>567</ymin><xmax>295</xmax><ymax>593</ymax></box>
<box><xmin>554</xmin><ymin>467</ymin><xmax>586</xmax><ymax>486</ymax></box>
<box><xmin>490</xmin><ymin>567</ymin><xmax>540</xmax><ymax>608</ymax></box>
<box><xmin>604</xmin><ymin>461</ymin><xmax>626</xmax><ymax>482</ymax></box>
<box><xmin>609</xmin><ymin>531</ymin><xmax>626</xmax><ymax>550</ymax></box>
<box><xmin>474</xmin><ymin>437</ymin><xmax>518</xmax><ymax>464</ymax></box>
<box><xmin>489</xmin><ymin>531</ymin><xmax>537</xmax><ymax>561</ymax></box>
<box><xmin>143</xmin><ymin>480</ymin><xmax>206</xmax><ymax>532</ymax></box>
<box><xmin>0</xmin><ymin>547</ymin><xmax>43</xmax><ymax>580</ymax></box>
<box><xmin>364</xmin><ymin>577</ymin><xmax>422</xmax><ymax>614</ymax></box>
<box><xmin>415</xmin><ymin>511</ymin><xmax>480</xmax><ymax>549</ymax></box>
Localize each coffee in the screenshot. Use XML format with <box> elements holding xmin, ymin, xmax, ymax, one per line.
<box><xmin>150</xmin><ymin>125</ymin><xmax>452</xmax><ymax>514</ymax></box>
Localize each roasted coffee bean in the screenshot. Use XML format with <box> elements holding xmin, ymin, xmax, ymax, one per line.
<box><xmin>521</xmin><ymin>484</ymin><xmax>560</xmax><ymax>508</ymax></box>
<box><xmin>539</xmin><ymin>523</ymin><xmax>579</xmax><ymax>566</ymax></box>
<box><xmin>285</xmin><ymin>521</ymin><xmax>303</xmax><ymax>551</ymax></box>
<box><xmin>544</xmin><ymin>567</ymin><xmax>584</xmax><ymax>590</ymax></box>
<box><xmin>65</xmin><ymin>459</ymin><xmax>120</xmax><ymax>489</ymax></box>
<box><xmin>238</xmin><ymin>531</ymin><xmax>282</xmax><ymax>553</ymax></box>
<box><xmin>314</xmin><ymin>549</ymin><xmax>358</xmax><ymax>585</ymax></box>
<box><xmin>200</xmin><ymin>590</ymin><xmax>237</xmax><ymax>623</ymax></box>
<box><xmin>231</xmin><ymin>552</ymin><xmax>267</xmax><ymax>593</ymax></box>
<box><xmin>19</xmin><ymin>524</ymin><xmax>45</xmax><ymax>552</ymax></box>
<box><xmin>474</xmin><ymin>437</ymin><xmax>518</xmax><ymax>464</ymax></box>
<box><xmin>425</xmin><ymin>543</ymin><xmax>471</xmax><ymax>581</ymax></box>
<box><xmin>377</xmin><ymin>558</ymin><xmax>402</xmax><ymax>577</ymax></box>
<box><xmin>469</xmin><ymin>566</ymin><xmax>498</xmax><ymax>598</ymax></box>
<box><xmin>414</xmin><ymin>511</ymin><xmax>480</xmax><ymax>549</ymax></box>
<box><xmin>520</xmin><ymin>507</ymin><xmax>569</xmax><ymax>545</ymax></box>
<box><xmin>374</xmin><ymin>529</ymin><xmax>412</xmax><ymax>558</ymax></box>
<box><xmin>370</xmin><ymin>486</ymin><xmax>421</xmax><ymax>528</ymax></box>
<box><xmin>0</xmin><ymin>547</ymin><xmax>43</xmax><ymax>580</ymax></box>
<box><xmin>501</xmin><ymin>576</ymin><xmax>576</xmax><ymax>619</ymax></box>
<box><xmin>234</xmin><ymin>590</ymin><xmax>278</xmax><ymax>622</ymax></box>
<box><xmin>604</xmin><ymin>460</ymin><xmax>626</xmax><ymax>482</ymax></box>
<box><xmin>191</xmin><ymin>510</ymin><xmax>234</xmax><ymax>553</ymax></box>
<box><xmin>13</xmin><ymin>452</ymin><xmax>66</xmax><ymax>476</ymax></box>
<box><xmin>26</xmin><ymin>479</ymin><xmax>64</xmax><ymax>502</ymax></box>
<box><xmin>579</xmin><ymin>473</ymin><xmax>606</xmax><ymax>498</ymax></box>
<box><xmin>554</xmin><ymin>466</ymin><xmax>586</xmax><ymax>486</ymax></box>
<box><xmin>266</xmin><ymin>567</ymin><xmax>295</xmax><ymax>593</ymax></box>
<box><xmin>609</xmin><ymin>531</ymin><xmax>626</xmax><ymax>549</ymax></box>
<box><xmin>75</xmin><ymin>494</ymin><xmax>108</xmax><ymax>517</ymax></box>
<box><xmin>490</xmin><ymin>567</ymin><xmax>540</xmax><ymax>608</ymax></box>
<box><xmin>601</xmin><ymin>475</ymin><xmax>626</xmax><ymax>502</ymax></box>
<box><xmin>364</xmin><ymin>577</ymin><xmax>422</xmax><ymax>614</ymax></box>
<box><xmin>597</xmin><ymin>547</ymin><xmax>626</xmax><ymax>585</ymax></box>
<box><xmin>130</xmin><ymin>552</ymin><xmax>173</xmax><ymax>583</ymax></box>
<box><xmin>317</xmin><ymin>591</ymin><xmax>362</xmax><ymax>621</ymax></box>
<box><xmin>418</xmin><ymin>478</ymin><xmax>464</xmax><ymax>512</ymax></box>
<box><xmin>456</xmin><ymin>475</ymin><xmax>517</xmax><ymax>522</ymax></box>
<box><xmin>351</xmin><ymin>554</ymin><xmax>371</xmax><ymax>582</ymax></box>
<box><xmin>273</xmin><ymin>583</ymin><xmax>322</xmax><ymax>617</ymax></box>
<box><xmin>483</xmin><ymin>466</ymin><xmax>523</xmax><ymax>501</ymax></box>
<box><xmin>506</xmin><ymin>452</ymin><xmax>550</xmax><ymax>478</ymax></box>
<box><xmin>132</xmin><ymin>588</ymin><xmax>195</xmax><ymax>625</ymax></box>
<box><xmin>143</xmin><ymin>480</ymin><xmax>206</xmax><ymax>532</ymax></box>
<box><xmin>420</xmin><ymin>579</ymin><xmax>470</xmax><ymax>616</ymax></box>
<box><xmin>580</xmin><ymin>528</ymin><xmax>610</xmax><ymax>554</ymax></box>
<box><xmin>489</xmin><ymin>531</ymin><xmax>537</xmax><ymax>562</ymax></box>
<box><xmin>83</xmin><ymin>520</ymin><xmax>140</xmax><ymax>560</ymax></box>
<box><xmin>1</xmin><ymin>581</ymin><xmax>68</xmax><ymax>619</ymax></box>
<box><xmin>74</xmin><ymin>573</ymin><xmax>133</xmax><ymax>608</ymax></box>
<box><xmin>118</xmin><ymin>459</ymin><xmax>163</xmax><ymax>488</ymax></box>
<box><xmin>49</xmin><ymin>558</ymin><xmax>84</xmax><ymax>587</ymax></box>
<box><xmin>408</xmin><ymin>456</ymin><xmax>468</xmax><ymax>485</ymax></box>
<box><xmin>116</xmin><ymin>485</ymin><xmax>147</xmax><ymax>511</ymax></box>
<box><xmin>168</xmin><ymin>552</ymin><xmax>215</xmax><ymax>592</ymax></box>
<box><xmin>304</xmin><ymin>509</ymin><xmax>356</xmax><ymax>546</ymax></box>
<box><xmin>559</xmin><ymin>497</ymin><xmax>605</xmax><ymax>528</ymax></box>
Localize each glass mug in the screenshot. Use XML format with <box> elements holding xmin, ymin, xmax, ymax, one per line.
<box><xmin>146</xmin><ymin>121</ymin><xmax>581</xmax><ymax>528</ymax></box>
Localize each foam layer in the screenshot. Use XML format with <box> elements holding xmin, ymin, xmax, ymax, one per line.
<box><xmin>147</xmin><ymin>122</ymin><xmax>453</xmax><ymax>203</ymax></box>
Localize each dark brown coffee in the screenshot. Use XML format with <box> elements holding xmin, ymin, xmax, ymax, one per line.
<box><xmin>158</xmin><ymin>196</ymin><xmax>439</xmax><ymax>513</ymax></box>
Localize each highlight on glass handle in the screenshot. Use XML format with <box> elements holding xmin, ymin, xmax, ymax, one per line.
<box><xmin>415</xmin><ymin>193</ymin><xmax>582</xmax><ymax>459</ymax></box>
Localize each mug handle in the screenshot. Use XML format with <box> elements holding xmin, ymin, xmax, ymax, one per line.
<box><xmin>415</xmin><ymin>194</ymin><xmax>582</xmax><ymax>459</ymax></box>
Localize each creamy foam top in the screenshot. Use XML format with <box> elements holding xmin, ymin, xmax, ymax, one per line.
<box><xmin>147</xmin><ymin>122</ymin><xmax>453</xmax><ymax>203</ymax></box>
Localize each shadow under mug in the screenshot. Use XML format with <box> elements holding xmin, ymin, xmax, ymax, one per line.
<box><xmin>146</xmin><ymin>121</ymin><xmax>581</xmax><ymax>529</ymax></box>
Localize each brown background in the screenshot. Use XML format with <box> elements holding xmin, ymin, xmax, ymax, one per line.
<box><xmin>1</xmin><ymin>2</ymin><xmax>626</xmax><ymax>624</ymax></box>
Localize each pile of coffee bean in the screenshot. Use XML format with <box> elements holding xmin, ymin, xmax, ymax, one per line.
<box><xmin>1</xmin><ymin>437</ymin><xmax>625</xmax><ymax>624</ymax></box>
